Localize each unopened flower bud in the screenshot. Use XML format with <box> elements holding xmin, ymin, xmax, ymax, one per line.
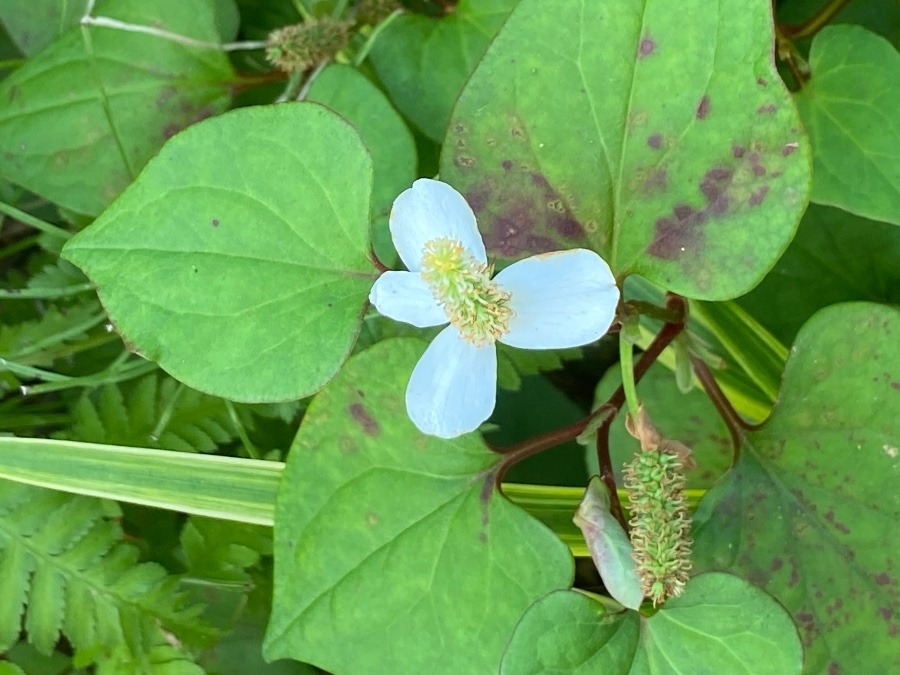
<box><xmin>266</xmin><ymin>18</ymin><xmax>351</xmax><ymax>73</ymax></box>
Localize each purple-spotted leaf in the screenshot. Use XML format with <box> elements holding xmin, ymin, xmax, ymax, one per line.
<box><xmin>0</xmin><ymin>0</ymin><xmax>234</xmax><ymax>217</ymax></box>
<box><xmin>573</xmin><ymin>477</ymin><xmax>643</xmax><ymax>610</ymax></box>
<box><xmin>264</xmin><ymin>338</ymin><xmax>573</xmax><ymax>673</ymax></box>
<box><xmin>500</xmin><ymin>574</ymin><xmax>801</xmax><ymax>674</ymax></box>
<box><xmin>441</xmin><ymin>0</ymin><xmax>811</xmax><ymax>300</ymax></box>
<box><xmin>693</xmin><ymin>303</ymin><xmax>900</xmax><ymax>673</ymax></box>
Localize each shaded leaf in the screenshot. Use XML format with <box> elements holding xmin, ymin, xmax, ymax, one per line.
<box><xmin>63</xmin><ymin>104</ymin><xmax>377</xmax><ymax>402</ymax></box>
<box><xmin>307</xmin><ymin>64</ymin><xmax>416</xmax><ymax>223</ymax></box>
<box><xmin>369</xmin><ymin>0</ymin><xmax>518</xmax><ymax>140</ymax></box>
<box><xmin>738</xmin><ymin>203</ymin><xmax>900</xmax><ymax>343</ymax></box>
<box><xmin>795</xmin><ymin>25</ymin><xmax>899</xmax><ymax>225</ymax></box>
<box><xmin>442</xmin><ymin>0</ymin><xmax>811</xmax><ymax>300</ymax></box>
<box><xmin>264</xmin><ymin>338</ymin><xmax>573</xmax><ymax>673</ymax></box>
<box><xmin>0</xmin><ymin>0</ymin><xmax>234</xmax><ymax>216</ymax></box>
<box><xmin>693</xmin><ymin>303</ymin><xmax>900</xmax><ymax>672</ymax></box>
<box><xmin>0</xmin><ymin>0</ymin><xmax>88</xmax><ymax>56</ymax></box>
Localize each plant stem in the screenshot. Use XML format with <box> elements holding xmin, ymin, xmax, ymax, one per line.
<box><xmin>780</xmin><ymin>0</ymin><xmax>853</xmax><ymax>40</ymax></box>
<box><xmin>0</xmin><ymin>283</ymin><xmax>95</xmax><ymax>300</ymax></box>
<box><xmin>353</xmin><ymin>9</ymin><xmax>403</xmax><ymax>66</ymax></box>
<box><xmin>81</xmin><ymin>15</ymin><xmax>268</xmax><ymax>51</ymax></box>
<box><xmin>690</xmin><ymin>355</ymin><xmax>750</xmax><ymax>461</ymax></box>
<box><xmin>619</xmin><ymin>337</ymin><xmax>640</xmax><ymax>422</ymax></box>
<box><xmin>0</xmin><ymin>201</ymin><xmax>72</xmax><ymax>240</ymax></box>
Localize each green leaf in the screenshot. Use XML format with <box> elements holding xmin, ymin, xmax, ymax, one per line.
<box><xmin>0</xmin><ymin>0</ymin><xmax>234</xmax><ymax>216</ymax></box>
<box><xmin>794</xmin><ymin>26</ymin><xmax>899</xmax><ymax>225</ymax></box>
<box><xmin>692</xmin><ymin>302</ymin><xmax>899</xmax><ymax>672</ymax></box>
<box><xmin>629</xmin><ymin>573</ymin><xmax>802</xmax><ymax>674</ymax></box>
<box><xmin>368</xmin><ymin>0</ymin><xmax>518</xmax><ymax>141</ymax></box>
<box><xmin>500</xmin><ymin>590</ymin><xmax>640</xmax><ymax>674</ymax></box>
<box><xmin>587</xmin><ymin>364</ymin><xmax>733</xmax><ymax>489</ymax></box>
<box><xmin>0</xmin><ymin>0</ymin><xmax>87</xmax><ymax>56</ymax></box>
<box><xmin>738</xmin><ymin>203</ymin><xmax>900</xmax><ymax>343</ymax></box>
<box><xmin>442</xmin><ymin>0</ymin><xmax>811</xmax><ymax>300</ymax></box>
<box><xmin>501</xmin><ymin>574</ymin><xmax>802</xmax><ymax>674</ymax></box>
<box><xmin>573</xmin><ymin>477</ymin><xmax>643</xmax><ymax>610</ymax></box>
<box><xmin>0</xmin><ymin>437</ymin><xmax>282</xmax><ymax>526</ymax></box>
<box><xmin>63</xmin><ymin>104</ymin><xmax>377</xmax><ymax>402</ymax></box>
<box><xmin>264</xmin><ymin>338</ymin><xmax>573</xmax><ymax>673</ymax></box>
<box><xmin>307</xmin><ymin>64</ymin><xmax>416</xmax><ymax>221</ymax></box>
<box><xmin>0</xmin><ymin>481</ymin><xmax>214</xmax><ymax>667</ymax></box>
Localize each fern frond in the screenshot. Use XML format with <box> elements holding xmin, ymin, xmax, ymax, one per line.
<box><xmin>181</xmin><ymin>516</ymin><xmax>272</xmax><ymax>584</ymax></box>
<box><xmin>0</xmin><ymin>299</ymin><xmax>102</xmax><ymax>366</ymax></box>
<box><xmin>63</xmin><ymin>373</ymin><xmax>240</xmax><ymax>453</ymax></box>
<box><xmin>0</xmin><ymin>481</ymin><xmax>216</xmax><ymax>667</ymax></box>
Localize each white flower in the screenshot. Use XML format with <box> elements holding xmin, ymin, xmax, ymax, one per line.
<box><xmin>370</xmin><ymin>179</ymin><xmax>620</xmax><ymax>439</ymax></box>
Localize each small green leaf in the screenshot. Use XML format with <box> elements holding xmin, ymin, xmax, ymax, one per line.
<box><xmin>629</xmin><ymin>573</ymin><xmax>802</xmax><ymax>674</ymax></box>
<box><xmin>0</xmin><ymin>0</ymin><xmax>234</xmax><ymax>216</ymax></box>
<box><xmin>738</xmin><ymin>204</ymin><xmax>900</xmax><ymax>344</ymax></box>
<box><xmin>369</xmin><ymin>0</ymin><xmax>517</xmax><ymax>141</ymax></box>
<box><xmin>264</xmin><ymin>338</ymin><xmax>573</xmax><ymax>673</ymax></box>
<box><xmin>573</xmin><ymin>477</ymin><xmax>643</xmax><ymax>610</ymax></box>
<box><xmin>442</xmin><ymin>0</ymin><xmax>811</xmax><ymax>300</ymax></box>
<box><xmin>64</xmin><ymin>104</ymin><xmax>377</xmax><ymax>402</ymax></box>
<box><xmin>795</xmin><ymin>26</ymin><xmax>900</xmax><ymax>225</ymax></box>
<box><xmin>500</xmin><ymin>590</ymin><xmax>640</xmax><ymax>674</ymax></box>
<box><xmin>693</xmin><ymin>303</ymin><xmax>900</xmax><ymax>672</ymax></box>
<box><xmin>307</xmin><ymin>64</ymin><xmax>416</xmax><ymax>222</ymax></box>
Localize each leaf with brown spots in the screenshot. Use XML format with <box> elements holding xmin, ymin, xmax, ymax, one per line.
<box><xmin>693</xmin><ymin>303</ymin><xmax>900</xmax><ymax>672</ymax></box>
<box><xmin>265</xmin><ymin>339</ymin><xmax>573</xmax><ymax>674</ymax></box>
<box><xmin>442</xmin><ymin>0</ymin><xmax>811</xmax><ymax>299</ymax></box>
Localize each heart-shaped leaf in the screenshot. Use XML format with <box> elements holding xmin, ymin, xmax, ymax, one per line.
<box><xmin>501</xmin><ymin>573</ymin><xmax>802</xmax><ymax>674</ymax></box>
<box><xmin>0</xmin><ymin>0</ymin><xmax>234</xmax><ymax>217</ymax></box>
<box><xmin>795</xmin><ymin>26</ymin><xmax>900</xmax><ymax>226</ymax></box>
<box><xmin>64</xmin><ymin>104</ymin><xmax>377</xmax><ymax>402</ymax></box>
<box><xmin>693</xmin><ymin>302</ymin><xmax>899</xmax><ymax>672</ymax></box>
<box><xmin>264</xmin><ymin>338</ymin><xmax>573</xmax><ymax>673</ymax></box>
<box><xmin>442</xmin><ymin>0</ymin><xmax>811</xmax><ymax>300</ymax></box>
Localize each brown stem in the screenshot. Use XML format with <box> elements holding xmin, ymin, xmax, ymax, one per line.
<box><xmin>596</xmin><ymin>422</ymin><xmax>628</xmax><ymax>532</ymax></box>
<box><xmin>690</xmin><ymin>355</ymin><xmax>747</xmax><ymax>462</ymax></box>
<box><xmin>780</xmin><ymin>0</ymin><xmax>853</xmax><ymax>40</ymax></box>
<box><xmin>369</xmin><ymin>248</ymin><xmax>390</xmax><ymax>273</ymax></box>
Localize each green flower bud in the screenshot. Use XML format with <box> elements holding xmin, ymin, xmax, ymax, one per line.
<box><xmin>266</xmin><ymin>18</ymin><xmax>351</xmax><ymax>73</ymax></box>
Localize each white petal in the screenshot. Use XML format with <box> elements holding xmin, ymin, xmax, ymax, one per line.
<box><xmin>390</xmin><ymin>179</ymin><xmax>487</xmax><ymax>272</ymax></box>
<box><xmin>406</xmin><ymin>326</ymin><xmax>497</xmax><ymax>438</ymax></box>
<box><xmin>495</xmin><ymin>249</ymin><xmax>619</xmax><ymax>349</ymax></box>
<box><xmin>369</xmin><ymin>271</ymin><xmax>448</xmax><ymax>328</ymax></box>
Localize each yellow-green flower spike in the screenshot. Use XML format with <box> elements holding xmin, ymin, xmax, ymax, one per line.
<box><xmin>419</xmin><ymin>237</ymin><xmax>513</xmax><ymax>346</ymax></box>
<box><xmin>623</xmin><ymin>448</ymin><xmax>693</xmax><ymax>606</ymax></box>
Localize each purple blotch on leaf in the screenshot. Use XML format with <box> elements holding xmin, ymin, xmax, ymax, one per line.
<box><xmin>348</xmin><ymin>403</ymin><xmax>380</xmax><ymax>437</ymax></box>
<box><xmin>748</xmin><ymin>186</ymin><xmax>769</xmax><ymax>206</ymax></box>
<box><xmin>501</xmin><ymin>159</ymin><xmax>513</xmax><ymax>171</ymax></box>
<box><xmin>732</xmin><ymin>145</ymin><xmax>745</xmax><ymax>158</ymax></box>
<box><xmin>638</xmin><ymin>37</ymin><xmax>656</xmax><ymax>57</ymax></box>
<box><xmin>647</xmin><ymin>133</ymin><xmax>662</xmax><ymax>149</ymax></box>
<box><xmin>696</xmin><ymin>96</ymin><xmax>711</xmax><ymax>120</ymax></box>
<box><xmin>211</xmin><ymin>218</ymin><xmax>220</xmax><ymax>227</ymax></box>
<box><xmin>757</xmin><ymin>103</ymin><xmax>777</xmax><ymax>115</ymax></box>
